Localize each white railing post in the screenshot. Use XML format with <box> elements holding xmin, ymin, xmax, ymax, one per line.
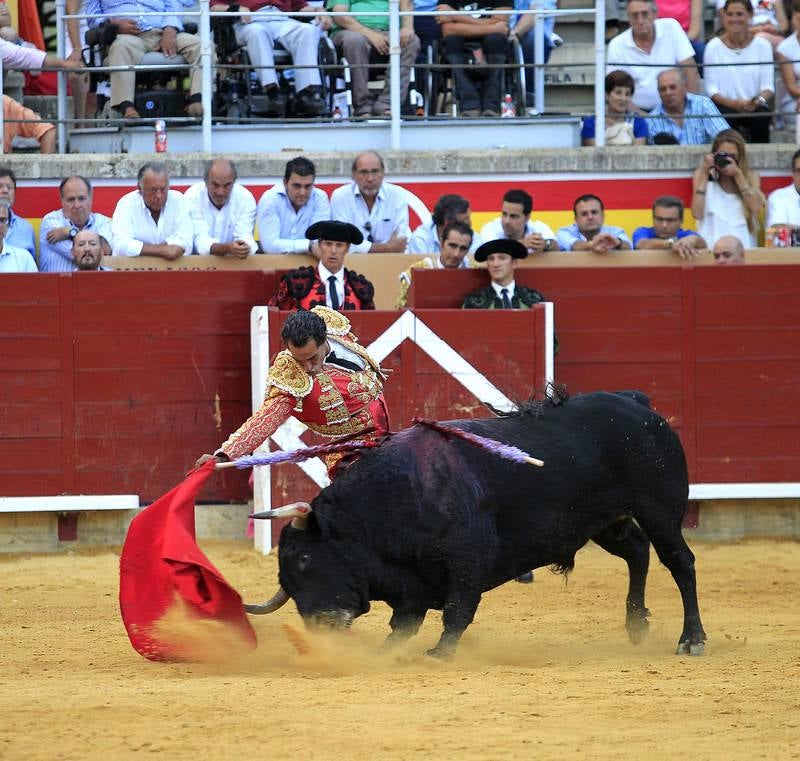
<box><xmin>594</xmin><ymin>0</ymin><xmax>606</xmax><ymax>147</ymax></box>
<box><xmin>534</xmin><ymin>17</ymin><xmax>545</xmax><ymax>115</ymax></box>
<box><xmin>56</xmin><ymin>0</ymin><xmax>68</xmax><ymax>153</ymax></box>
<box><xmin>200</xmin><ymin>0</ymin><xmax>213</xmax><ymax>152</ymax></box>
<box><xmin>389</xmin><ymin>0</ymin><xmax>401</xmax><ymax>150</ymax></box>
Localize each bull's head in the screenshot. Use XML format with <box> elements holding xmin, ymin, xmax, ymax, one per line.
<box><xmin>246</xmin><ymin>501</ymin><xmax>370</xmax><ymax>629</ymax></box>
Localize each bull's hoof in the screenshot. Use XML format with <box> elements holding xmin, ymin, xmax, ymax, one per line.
<box><xmin>425</xmin><ymin>646</ymin><xmax>454</xmax><ymax>661</ymax></box>
<box><xmin>626</xmin><ymin>618</ymin><xmax>649</xmax><ymax>645</ymax></box>
<box><xmin>676</xmin><ymin>639</ymin><xmax>705</xmax><ymax>656</ymax></box>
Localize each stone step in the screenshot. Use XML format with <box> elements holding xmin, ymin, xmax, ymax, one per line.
<box><xmin>23</xmin><ymin>95</ymin><xmax>74</xmax><ymax>121</ymax></box>
<box><xmin>544</xmin><ymin>43</ymin><xmax>597</xmax><ymax>89</ymax></box>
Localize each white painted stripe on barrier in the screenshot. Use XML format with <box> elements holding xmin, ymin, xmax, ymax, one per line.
<box><xmin>0</xmin><ymin>495</ymin><xmax>139</xmax><ymax>513</ymax></box>
<box><xmin>689</xmin><ymin>483</ymin><xmax>800</xmax><ymax>500</ymax></box>
<box><xmin>544</xmin><ymin>302</ymin><xmax>554</xmax><ymax>389</ymax></box>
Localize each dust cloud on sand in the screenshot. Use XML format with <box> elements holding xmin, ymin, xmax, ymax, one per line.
<box><xmin>1</xmin><ymin>540</ymin><xmax>799</xmax><ymax>761</ymax></box>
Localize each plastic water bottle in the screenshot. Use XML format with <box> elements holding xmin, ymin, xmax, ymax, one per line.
<box><xmin>332</xmin><ymin>105</ymin><xmax>343</xmax><ymax>121</ymax></box>
<box><xmin>154</xmin><ymin>119</ymin><xmax>167</xmax><ymax>153</ymax></box>
<box><xmin>501</xmin><ymin>93</ymin><xmax>516</xmax><ymax>118</ymax></box>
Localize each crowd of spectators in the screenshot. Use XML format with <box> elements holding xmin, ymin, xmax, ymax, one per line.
<box><xmin>7</xmin><ymin>140</ymin><xmax>796</xmax><ymax>280</ymax></box>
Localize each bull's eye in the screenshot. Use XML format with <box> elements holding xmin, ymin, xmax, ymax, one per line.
<box><xmin>298</xmin><ymin>553</ymin><xmax>311</xmax><ymax>572</ymax></box>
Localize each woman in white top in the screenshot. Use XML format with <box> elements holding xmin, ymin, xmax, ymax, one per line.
<box><xmin>691</xmin><ymin>128</ymin><xmax>765</xmax><ymax>249</ymax></box>
<box><xmin>705</xmin><ymin>0</ymin><xmax>775</xmax><ymax>143</ymax></box>
<box><xmin>777</xmin><ymin>0</ymin><xmax>800</xmax><ymax>127</ymax></box>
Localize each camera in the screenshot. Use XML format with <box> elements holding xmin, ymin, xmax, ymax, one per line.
<box><xmin>714</xmin><ymin>152</ymin><xmax>734</xmax><ymax>169</ymax></box>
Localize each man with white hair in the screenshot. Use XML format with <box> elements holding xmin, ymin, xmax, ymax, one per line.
<box><xmin>606</xmin><ymin>0</ymin><xmax>699</xmax><ymax>111</ymax></box>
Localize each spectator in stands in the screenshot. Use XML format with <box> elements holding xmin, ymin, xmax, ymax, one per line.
<box><xmin>581</xmin><ymin>70</ymin><xmax>648</xmax><ymax>145</ymax></box>
<box><xmin>258</xmin><ymin>156</ymin><xmax>330</xmax><ymax>254</ymax></box>
<box><xmin>557</xmin><ymin>194</ymin><xmax>632</xmax><ymax>252</ymax></box>
<box><xmin>39</xmin><ymin>175</ymin><xmax>113</xmax><ymax>272</ymax></box>
<box><xmin>691</xmin><ymin>128</ymin><xmax>764</xmax><ymax>248</ymax></box>
<box><xmin>0</xmin><ymin>23</ymin><xmax>84</xmax><ymax>72</ymax></box>
<box><xmin>65</xmin><ymin>0</ymin><xmax>91</xmax><ymax>126</ymax></box>
<box><xmin>606</xmin><ymin>0</ymin><xmax>699</xmax><ymax>112</ymax></box>
<box><xmin>0</xmin><ymin>167</ymin><xmax>34</xmax><ymax>258</ymax></box>
<box><xmin>437</xmin><ymin>0</ymin><xmax>511</xmax><ymax>117</ymax></box>
<box><xmin>479</xmin><ymin>188</ymin><xmax>557</xmax><ymax>253</ymax></box>
<box><xmin>268</xmin><ymin>221</ymin><xmax>375</xmax><ymax>310</ymax></box>
<box><xmin>776</xmin><ymin>0</ymin><xmax>800</xmax><ymax>129</ymax></box>
<box><xmin>648</xmin><ymin>68</ymin><xmax>730</xmax><ymax>144</ymax></box>
<box><xmin>655</xmin><ymin>0</ymin><xmax>705</xmax><ymax>63</ymax></box>
<box><xmin>397</xmin><ymin>220</ymin><xmax>474</xmax><ymax>307</ymax></box>
<box><xmin>2</xmin><ymin>94</ymin><xmax>55</xmax><ymax>153</ymax></box>
<box><xmin>414</xmin><ymin>0</ymin><xmax>442</xmax><ymax>55</ymax></box>
<box><xmin>463</xmin><ymin>238</ymin><xmax>553</xmax><ymax>317</ymax></box>
<box><xmin>330</xmin><ymin>151</ymin><xmax>410</xmax><ymax>253</ymax></box>
<box><xmin>713</xmin><ymin>234</ymin><xmax>745</xmax><ymax>264</ymax></box>
<box><xmin>704</xmin><ymin>0</ymin><xmax>774</xmax><ymax>144</ymax></box>
<box><xmin>212</xmin><ymin>0</ymin><xmax>327</xmax><ymax>117</ymax></box>
<box><xmin>328</xmin><ymin>0</ymin><xmax>419</xmax><ymax>119</ymax></box>
<box><xmin>184</xmin><ymin>158</ymin><xmax>257</xmax><ymax>258</ymax></box>
<box><xmin>111</xmin><ymin>162</ymin><xmax>194</xmax><ymax>259</ymax></box>
<box><xmin>71</xmin><ymin>230</ymin><xmax>109</xmax><ymax>270</ymax></box>
<box><xmin>84</xmin><ymin>0</ymin><xmax>209</xmax><ymax>119</ymax></box>
<box><xmin>0</xmin><ymin>199</ymin><xmax>36</xmax><ymax>273</ymax></box>
<box><xmin>408</xmin><ymin>193</ymin><xmax>480</xmax><ymax>255</ymax></box>
<box><xmin>715</xmin><ymin>0</ymin><xmax>787</xmax><ymax>48</ymax></box>
<box><xmin>766</xmin><ymin>148</ymin><xmax>800</xmax><ymax>232</ymax></box>
<box><xmin>633</xmin><ymin>195</ymin><xmax>707</xmax><ymax>258</ymax></box>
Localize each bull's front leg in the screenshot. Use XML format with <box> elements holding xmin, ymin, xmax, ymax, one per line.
<box><xmin>426</xmin><ymin>587</ymin><xmax>482</xmax><ymax>660</ymax></box>
<box><xmin>384</xmin><ymin>606</ymin><xmax>427</xmax><ymax>648</ymax></box>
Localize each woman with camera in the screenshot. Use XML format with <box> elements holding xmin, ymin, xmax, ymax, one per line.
<box><xmin>704</xmin><ymin>0</ymin><xmax>775</xmax><ymax>143</ymax></box>
<box><xmin>691</xmin><ymin>128</ymin><xmax>765</xmax><ymax>247</ymax></box>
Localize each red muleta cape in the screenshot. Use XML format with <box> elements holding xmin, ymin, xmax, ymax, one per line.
<box><xmin>119</xmin><ymin>460</ymin><xmax>257</xmax><ymax>661</ymax></box>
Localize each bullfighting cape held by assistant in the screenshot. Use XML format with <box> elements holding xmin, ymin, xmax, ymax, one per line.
<box><xmin>119</xmin><ymin>460</ymin><xmax>256</xmax><ymax>662</ymax></box>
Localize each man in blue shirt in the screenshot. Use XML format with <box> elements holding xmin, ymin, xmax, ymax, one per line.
<box><xmin>648</xmin><ymin>68</ymin><xmax>729</xmax><ymax>146</ymax></box>
<box><xmin>556</xmin><ymin>193</ymin><xmax>631</xmax><ymax>253</ymax></box>
<box><xmin>633</xmin><ymin>195</ymin><xmax>707</xmax><ymax>259</ymax></box>
<box><xmin>0</xmin><ymin>167</ymin><xmax>35</xmax><ymax>259</ymax></box>
<box><xmin>84</xmin><ymin>0</ymin><xmax>208</xmax><ymax>119</ymax></box>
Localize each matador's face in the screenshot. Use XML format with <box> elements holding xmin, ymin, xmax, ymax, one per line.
<box><xmin>287</xmin><ymin>338</ymin><xmax>329</xmax><ymax>375</ymax></box>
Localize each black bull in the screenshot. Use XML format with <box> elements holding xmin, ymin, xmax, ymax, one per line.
<box><xmin>248</xmin><ymin>390</ymin><xmax>706</xmax><ymax>658</ymax></box>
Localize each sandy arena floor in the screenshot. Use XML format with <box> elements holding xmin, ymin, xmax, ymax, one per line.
<box><xmin>2</xmin><ymin>538</ymin><xmax>799</xmax><ymax>761</ymax></box>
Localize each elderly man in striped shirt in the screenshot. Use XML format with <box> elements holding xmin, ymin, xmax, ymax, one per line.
<box><xmin>648</xmin><ymin>68</ymin><xmax>730</xmax><ymax>145</ymax></box>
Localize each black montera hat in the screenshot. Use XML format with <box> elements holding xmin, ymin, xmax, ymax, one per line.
<box><xmin>305</xmin><ymin>220</ymin><xmax>364</xmax><ymax>245</ymax></box>
<box><xmin>473</xmin><ymin>238</ymin><xmax>529</xmax><ymax>262</ymax></box>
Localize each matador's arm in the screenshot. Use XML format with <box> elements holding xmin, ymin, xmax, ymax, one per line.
<box><xmin>217</xmin><ymin>389</ymin><xmax>297</xmax><ymax>461</ymax></box>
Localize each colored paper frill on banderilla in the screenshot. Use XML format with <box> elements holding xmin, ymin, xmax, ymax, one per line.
<box><xmin>119</xmin><ymin>460</ymin><xmax>257</xmax><ymax>662</ymax></box>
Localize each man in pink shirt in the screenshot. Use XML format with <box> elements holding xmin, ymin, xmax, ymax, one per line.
<box><xmin>0</xmin><ymin>35</ymin><xmax>83</xmax><ymax>72</ymax></box>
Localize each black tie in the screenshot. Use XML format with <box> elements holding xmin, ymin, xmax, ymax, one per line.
<box><xmin>328</xmin><ymin>275</ymin><xmax>340</xmax><ymax>311</ymax></box>
<box><xmin>501</xmin><ymin>287</ymin><xmax>512</xmax><ymax>309</ymax></box>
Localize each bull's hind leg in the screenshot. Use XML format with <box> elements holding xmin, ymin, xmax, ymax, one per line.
<box><xmin>426</xmin><ymin>585</ymin><xmax>482</xmax><ymax>660</ymax></box>
<box><xmin>384</xmin><ymin>607</ymin><xmax>427</xmax><ymax>648</ymax></box>
<box><xmin>635</xmin><ymin>511</ymin><xmax>706</xmax><ymax>656</ymax></box>
<box><xmin>592</xmin><ymin>518</ymin><xmax>651</xmax><ymax>644</ymax></box>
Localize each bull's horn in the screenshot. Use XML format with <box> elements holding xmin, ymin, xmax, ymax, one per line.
<box><xmin>244</xmin><ymin>586</ymin><xmax>290</xmax><ymax>615</ymax></box>
<box><xmin>249</xmin><ymin>501</ymin><xmax>312</xmax><ymax>520</ymax></box>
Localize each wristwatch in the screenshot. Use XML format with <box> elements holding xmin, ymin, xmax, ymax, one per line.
<box><xmin>68</xmin><ymin>227</ymin><xmax>78</xmax><ymax>240</ymax></box>
<box><xmin>667</xmin><ymin>236</ymin><xmax>676</xmax><ymax>246</ymax></box>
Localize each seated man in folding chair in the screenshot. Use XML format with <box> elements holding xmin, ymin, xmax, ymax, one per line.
<box><xmin>328</xmin><ymin>0</ymin><xmax>419</xmax><ymax>118</ymax></box>
<box><xmin>437</xmin><ymin>0</ymin><xmax>512</xmax><ymax>117</ymax></box>
<box><xmin>85</xmin><ymin>0</ymin><xmax>210</xmax><ymax>119</ymax></box>
<box><xmin>211</xmin><ymin>0</ymin><xmax>329</xmax><ymax>116</ymax></box>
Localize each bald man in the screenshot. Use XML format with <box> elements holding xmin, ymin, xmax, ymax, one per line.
<box><xmin>713</xmin><ymin>235</ymin><xmax>745</xmax><ymax>266</ymax></box>
<box><xmin>71</xmin><ymin>230</ymin><xmax>107</xmax><ymax>271</ymax></box>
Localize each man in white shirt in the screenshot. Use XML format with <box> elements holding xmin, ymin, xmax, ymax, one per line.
<box><xmin>39</xmin><ymin>175</ymin><xmax>113</xmax><ymax>272</ymax></box>
<box><xmin>268</xmin><ymin>221</ymin><xmax>375</xmax><ymax>310</ymax></box>
<box><xmin>0</xmin><ymin>199</ymin><xmax>37</xmax><ymax>273</ymax></box>
<box><xmin>258</xmin><ymin>156</ymin><xmax>330</xmax><ymax>254</ymax></box>
<box><xmin>766</xmin><ymin>149</ymin><xmax>800</xmax><ymax>233</ymax></box>
<box><xmin>330</xmin><ymin>151</ymin><xmax>410</xmax><ymax>254</ymax></box>
<box><xmin>111</xmin><ymin>162</ymin><xmax>194</xmax><ymax>259</ymax></box>
<box><xmin>184</xmin><ymin>158</ymin><xmax>257</xmax><ymax>258</ymax></box>
<box><xmin>479</xmin><ymin>189</ymin><xmax>557</xmax><ymax>254</ymax></box>
<box><xmin>606</xmin><ymin>0</ymin><xmax>699</xmax><ymax>112</ymax></box>
<box><xmin>407</xmin><ymin>193</ymin><xmax>481</xmax><ymax>255</ymax></box>
<box><xmin>0</xmin><ymin>166</ymin><xmax>35</xmax><ymax>258</ymax></box>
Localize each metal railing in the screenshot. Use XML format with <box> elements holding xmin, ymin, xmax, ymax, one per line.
<box><xmin>48</xmin><ymin>0</ymin><xmax>607</xmax><ymax>151</ymax></box>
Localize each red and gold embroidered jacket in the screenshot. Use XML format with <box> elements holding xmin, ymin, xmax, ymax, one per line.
<box><xmin>268</xmin><ymin>265</ymin><xmax>375</xmax><ymax>311</ymax></box>
<box><xmin>218</xmin><ymin>307</ymin><xmax>388</xmax><ymax>465</ymax></box>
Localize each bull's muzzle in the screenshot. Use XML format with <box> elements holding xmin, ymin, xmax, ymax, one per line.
<box><xmin>307</xmin><ymin>610</ymin><xmax>355</xmax><ymax>630</ymax></box>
